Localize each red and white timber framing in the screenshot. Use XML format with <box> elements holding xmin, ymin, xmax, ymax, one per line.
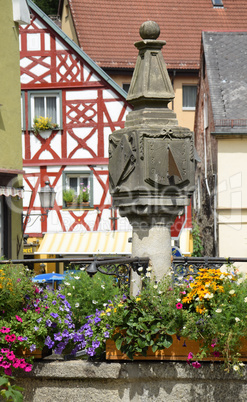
<box><xmin>20</xmin><ymin>9</ymin><xmax>132</xmax><ymax>237</ymax></box>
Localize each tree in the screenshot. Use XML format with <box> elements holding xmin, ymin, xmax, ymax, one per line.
<box><xmin>32</xmin><ymin>0</ymin><xmax>59</xmax><ymax>16</ymax></box>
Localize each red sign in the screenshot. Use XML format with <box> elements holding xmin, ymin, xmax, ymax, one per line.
<box><xmin>171</xmin><ymin>212</ymin><xmax>186</xmax><ymax>240</ymax></box>
<box><xmin>170</xmin><ymin>203</ymin><xmax>193</xmax><ymax>239</ymax></box>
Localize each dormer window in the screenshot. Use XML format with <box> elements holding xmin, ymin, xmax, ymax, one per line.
<box><xmin>212</xmin><ymin>0</ymin><xmax>224</xmax><ymax>7</ymax></box>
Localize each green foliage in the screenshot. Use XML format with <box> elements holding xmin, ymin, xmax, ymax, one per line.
<box><xmin>191</xmin><ymin>220</ymin><xmax>203</xmax><ymax>257</ymax></box>
<box><xmin>0</xmin><ymin>375</ymin><xmax>23</xmax><ymax>401</ymax></box>
<box><xmin>0</xmin><ymin>264</ymin><xmax>36</xmax><ymax>316</ymax></box>
<box><xmin>1</xmin><ymin>288</ymin><xmax>75</xmax><ymax>353</ymax></box>
<box><xmin>63</xmin><ymin>188</ymin><xmax>76</xmax><ymax>203</ymax></box>
<box><xmin>83</xmin><ymin>273</ymin><xmax>184</xmax><ymax>360</ymax></box>
<box><xmin>77</xmin><ymin>186</ymin><xmax>89</xmax><ymax>204</ymax></box>
<box><xmin>82</xmin><ymin>265</ymin><xmax>247</xmax><ymax>373</ymax></box>
<box><xmin>32</xmin><ymin>0</ymin><xmax>59</xmax><ymax>15</ymax></box>
<box><xmin>60</xmin><ymin>269</ymin><xmax>124</xmax><ymax>328</ymax></box>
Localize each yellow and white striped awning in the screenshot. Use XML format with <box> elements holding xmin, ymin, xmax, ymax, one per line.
<box><xmin>35</xmin><ymin>231</ymin><xmax>132</xmax><ymax>255</ymax></box>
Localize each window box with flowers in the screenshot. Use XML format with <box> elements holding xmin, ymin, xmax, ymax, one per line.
<box><xmin>63</xmin><ymin>172</ymin><xmax>93</xmax><ymax>209</ymax></box>
<box><xmin>33</xmin><ymin>116</ymin><xmax>59</xmax><ymax>138</ymax></box>
<box><xmin>72</xmin><ymin>266</ymin><xmax>247</xmax><ymax>374</ymax></box>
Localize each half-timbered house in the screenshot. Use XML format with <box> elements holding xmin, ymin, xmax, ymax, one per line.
<box><xmin>20</xmin><ymin>1</ymin><xmax>132</xmax><ymax>262</ymax></box>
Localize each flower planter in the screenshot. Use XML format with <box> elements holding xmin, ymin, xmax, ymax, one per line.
<box><xmin>65</xmin><ymin>201</ymin><xmax>77</xmax><ymax>209</ymax></box>
<box><xmin>78</xmin><ymin>201</ymin><xmax>90</xmax><ymax>208</ymax></box>
<box><xmin>34</xmin><ymin>129</ymin><xmax>53</xmax><ymax>139</ymax></box>
<box><xmin>106</xmin><ymin>335</ymin><xmax>247</xmax><ymax>361</ymax></box>
<box><xmin>16</xmin><ymin>346</ymin><xmax>52</xmax><ymax>359</ymax></box>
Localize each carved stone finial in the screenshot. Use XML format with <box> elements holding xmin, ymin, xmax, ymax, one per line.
<box><xmin>139</xmin><ymin>21</ymin><xmax>160</xmax><ymax>40</ymax></box>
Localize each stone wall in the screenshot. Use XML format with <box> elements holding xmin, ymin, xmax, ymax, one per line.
<box><xmin>15</xmin><ymin>359</ymin><xmax>247</xmax><ymax>401</ymax></box>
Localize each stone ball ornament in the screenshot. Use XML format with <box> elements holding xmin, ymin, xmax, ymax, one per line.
<box><xmin>139</xmin><ymin>21</ymin><xmax>160</xmax><ymax>40</ymax></box>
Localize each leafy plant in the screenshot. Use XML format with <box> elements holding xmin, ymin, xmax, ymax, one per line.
<box><xmin>0</xmin><ymin>264</ymin><xmax>38</xmax><ymax>317</ymax></box>
<box><xmin>77</xmin><ymin>185</ymin><xmax>90</xmax><ymax>204</ymax></box>
<box><xmin>1</xmin><ymin>288</ymin><xmax>77</xmax><ymax>356</ymax></box>
<box><xmin>0</xmin><ymin>374</ymin><xmax>24</xmax><ymax>401</ymax></box>
<box><xmin>191</xmin><ymin>220</ymin><xmax>203</xmax><ymax>257</ymax></box>
<box><xmin>33</xmin><ymin>116</ymin><xmax>58</xmax><ymax>135</ymax></box>
<box><xmin>73</xmin><ymin>265</ymin><xmax>247</xmax><ymax>374</ymax></box>
<box><xmin>60</xmin><ymin>269</ymin><xmax>123</xmax><ymax>329</ymax></box>
<box><xmin>63</xmin><ymin>188</ymin><xmax>76</xmax><ymax>203</ymax></box>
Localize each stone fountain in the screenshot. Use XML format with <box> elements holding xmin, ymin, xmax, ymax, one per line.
<box><xmin>109</xmin><ymin>21</ymin><xmax>195</xmax><ymax>293</ymax></box>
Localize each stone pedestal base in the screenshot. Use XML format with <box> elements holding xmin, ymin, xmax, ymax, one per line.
<box><xmin>130</xmin><ymin>219</ymin><xmax>172</xmax><ymax>295</ymax></box>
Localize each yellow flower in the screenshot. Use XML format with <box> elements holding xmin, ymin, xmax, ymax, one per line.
<box><xmin>136</xmin><ymin>297</ymin><xmax>141</xmax><ymax>302</ymax></box>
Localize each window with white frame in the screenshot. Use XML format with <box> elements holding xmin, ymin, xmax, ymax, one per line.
<box><xmin>29</xmin><ymin>91</ymin><xmax>62</xmax><ymax>129</ymax></box>
<box><xmin>182</xmin><ymin>85</ymin><xmax>197</xmax><ymax>110</ymax></box>
<box><xmin>63</xmin><ymin>172</ymin><xmax>93</xmax><ymax>208</ymax></box>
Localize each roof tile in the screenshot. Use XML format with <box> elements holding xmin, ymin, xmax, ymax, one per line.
<box><xmin>68</xmin><ymin>0</ymin><xmax>247</xmax><ymax>69</ymax></box>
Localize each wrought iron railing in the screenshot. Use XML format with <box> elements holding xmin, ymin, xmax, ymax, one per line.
<box><xmin>172</xmin><ymin>256</ymin><xmax>246</xmax><ymax>278</ymax></box>
<box><xmin>0</xmin><ymin>256</ymin><xmax>150</xmax><ymax>287</ymax></box>
<box><xmin>1</xmin><ymin>256</ymin><xmax>246</xmax><ymax>285</ymax></box>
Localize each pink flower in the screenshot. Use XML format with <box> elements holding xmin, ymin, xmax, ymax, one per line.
<box><xmin>12</xmin><ymin>358</ymin><xmax>20</xmax><ymax>368</ymax></box>
<box><xmin>16</xmin><ymin>315</ymin><xmax>22</xmax><ymax>322</ymax></box>
<box><xmin>176</xmin><ymin>303</ymin><xmax>183</xmax><ymax>310</ymax></box>
<box><xmin>5</xmin><ymin>334</ymin><xmax>16</xmax><ymax>342</ymax></box>
<box><xmin>4</xmin><ymin>367</ymin><xmax>12</xmax><ymax>376</ymax></box>
<box><xmin>18</xmin><ymin>359</ymin><xmax>27</xmax><ymax>369</ymax></box>
<box><xmin>6</xmin><ymin>351</ymin><xmax>15</xmax><ymax>361</ymax></box>
<box><xmin>1</xmin><ymin>348</ymin><xmax>9</xmax><ymax>354</ymax></box>
<box><xmin>17</xmin><ymin>336</ymin><xmax>23</xmax><ymax>341</ymax></box>
<box><xmin>0</xmin><ymin>360</ymin><xmax>11</xmax><ymax>369</ymax></box>
<box><xmin>0</xmin><ymin>327</ymin><xmax>11</xmax><ymax>333</ymax></box>
<box><xmin>24</xmin><ymin>363</ymin><xmax>32</xmax><ymax>372</ymax></box>
<box><xmin>211</xmin><ymin>339</ymin><xmax>217</xmax><ymax>348</ymax></box>
<box><xmin>187</xmin><ymin>352</ymin><xmax>193</xmax><ymax>360</ymax></box>
<box><xmin>35</xmin><ymin>307</ymin><xmax>41</xmax><ymax>313</ymax></box>
<box><xmin>180</xmin><ymin>291</ymin><xmax>186</xmax><ymax>295</ymax></box>
<box><xmin>17</xmin><ymin>278</ymin><xmax>21</xmax><ymax>282</ymax></box>
<box><xmin>192</xmin><ymin>361</ymin><xmax>201</xmax><ymax>368</ymax></box>
<box><xmin>213</xmin><ymin>351</ymin><xmax>220</xmax><ymax>357</ymax></box>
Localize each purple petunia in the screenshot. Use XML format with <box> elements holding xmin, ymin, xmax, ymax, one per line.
<box><xmin>45</xmin><ymin>336</ymin><xmax>55</xmax><ymax>349</ymax></box>
<box><xmin>94</xmin><ymin>316</ymin><xmax>101</xmax><ymax>324</ymax></box>
<box><xmin>50</xmin><ymin>312</ymin><xmax>59</xmax><ymax>319</ymax></box>
<box><xmin>54</xmin><ymin>332</ymin><xmax>62</xmax><ymax>341</ymax></box>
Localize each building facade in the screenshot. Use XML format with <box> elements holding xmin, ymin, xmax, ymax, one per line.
<box><xmin>0</xmin><ymin>0</ymin><xmax>30</xmax><ymax>259</ymax></box>
<box><xmin>194</xmin><ymin>31</ymin><xmax>247</xmax><ymax>268</ymax></box>
<box><xmin>21</xmin><ymin>1</ymin><xmax>132</xmax><ymax>256</ymax></box>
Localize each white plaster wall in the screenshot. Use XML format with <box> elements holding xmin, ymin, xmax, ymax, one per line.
<box><xmin>218</xmin><ymin>138</ymin><xmax>247</xmax><ymax>208</ymax></box>
<box><xmin>217</xmin><ymin>138</ymin><xmax>247</xmax><ymax>271</ymax></box>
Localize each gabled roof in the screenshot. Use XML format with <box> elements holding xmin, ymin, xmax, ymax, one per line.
<box><xmin>64</xmin><ymin>0</ymin><xmax>247</xmax><ymax>70</ymax></box>
<box><xmin>203</xmin><ymin>31</ymin><xmax>247</xmax><ymax>131</ymax></box>
<box><xmin>26</xmin><ymin>0</ymin><xmax>127</xmax><ymax>98</ymax></box>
